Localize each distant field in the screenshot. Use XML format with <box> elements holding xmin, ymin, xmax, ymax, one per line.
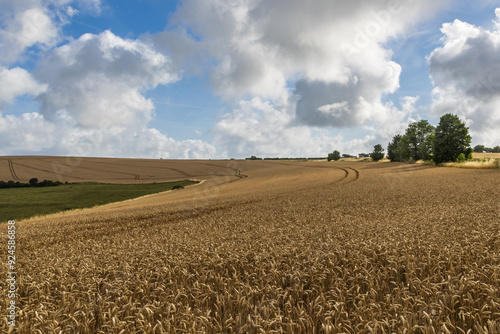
<box><xmin>1</xmin><ymin>157</ymin><xmax>499</xmax><ymax>332</ymax></box>
<box><xmin>0</xmin><ymin>180</ymin><xmax>198</xmax><ymax>222</ymax></box>
<box><xmin>473</xmin><ymin>152</ymin><xmax>500</xmax><ymax>159</ymax></box>
<box><xmin>0</xmin><ymin>156</ymin><xmax>245</xmax><ymax>184</ymax></box>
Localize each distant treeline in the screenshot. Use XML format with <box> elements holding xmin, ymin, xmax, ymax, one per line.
<box><xmin>247</xmin><ymin>155</ymin><xmax>373</xmax><ymax>160</ymax></box>
<box><xmin>246</xmin><ymin>156</ymin><xmax>327</xmax><ymax>161</ymax></box>
<box><xmin>263</xmin><ymin>157</ymin><xmax>326</xmax><ymax>160</ymax></box>
<box><xmin>473</xmin><ymin>145</ymin><xmax>500</xmax><ymax>153</ymax></box>
<box><xmin>0</xmin><ymin>178</ymin><xmax>63</xmax><ymax>189</ymax></box>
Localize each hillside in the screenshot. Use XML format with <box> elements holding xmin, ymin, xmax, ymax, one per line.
<box><xmin>1</xmin><ymin>157</ymin><xmax>499</xmax><ymax>332</ymax></box>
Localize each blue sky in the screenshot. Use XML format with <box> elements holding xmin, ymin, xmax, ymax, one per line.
<box><xmin>1</xmin><ymin>0</ymin><xmax>499</xmax><ymax>158</ymax></box>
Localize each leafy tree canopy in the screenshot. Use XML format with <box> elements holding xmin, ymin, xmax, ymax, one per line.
<box><xmin>370</xmin><ymin>144</ymin><xmax>385</xmax><ymax>162</ymax></box>
<box><xmin>433</xmin><ymin>114</ymin><xmax>472</xmax><ymax>164</ymax></box>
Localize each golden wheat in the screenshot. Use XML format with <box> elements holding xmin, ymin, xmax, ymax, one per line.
<box><xmin>1</xmin><ymin>158</ymin><xmax>499</xmax><ymax>333</ymax></box>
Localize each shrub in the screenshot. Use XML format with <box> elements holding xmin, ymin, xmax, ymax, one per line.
<box><xmin>29</xmin><ymin>178</ymin><xmax>39</xmax><ymax>186</ymax></box>
<box><xmin>370</xmin><ymin>144</ymin><xmax>385</xmax><ymax>162</ymax></box>
<box><xmin>328</xmin><ymin>150</ymin><xmax>341</xmax><ymax>161</ymax></box>
<box><xmin>456</xmin><ymin>153</ymin><xmax>466</xmax><ymax>163</ymax></box>
<box><xmin>172</xmin><ymin>185</ymin><xmax>184</xmax><ymax>190</ymax></box>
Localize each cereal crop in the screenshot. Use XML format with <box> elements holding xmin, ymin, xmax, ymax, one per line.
<box><xmin>1</xmin><ymin>158</ymin><xmax>499</xmax><ymax>333</ymax></box>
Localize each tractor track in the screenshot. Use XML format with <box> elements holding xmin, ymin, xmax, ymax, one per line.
<box><xmin>7</xmin><ymin>160</ymin><xmax>20</xmax><ymax>181</ymax></box>
<box><xmin>270</xmin><ymin>162</ymin><xmax>360</xmax><ymax>184</ymax></box>
<box><xmin>40</xmin><ymin>158</ymin><xmax>143</xmax><ymax>180</ymax></box>
<box><xmin>54</xmin><ymin>159</ymin><xmax>195</xmax><ymax>180</ymax></box>
<box><xmin>13</xmin><ymin>160</ymin><xmax>87</xmax><ymax>180</ymax></box>
<box><xmin>346</xmin><ymin>167</ymin><xmax>360</xmax><ymax>180</ymax></box>
<box><xmin>197</xmin><ymin>163</ymin><xmax>249</xmax><ymax>182</ymax></box>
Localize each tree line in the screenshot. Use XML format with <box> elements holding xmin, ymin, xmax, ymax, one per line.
<box><xmin>0</xmin><ymin>178</ymin><xmax>63</xmax><ymax>189</ymax></box>
<box><xmin>387</xmin><ymin>114</ymin><xmax>472</xmax><ymax>164</ymax></box>
<box><xmin>473</xmin><ymin>145</ymin><xmax>500</xmax><ymax>153</ymax></box>
<box><xmin>329</xmin><ymin>113</ymin><xmax>492</xmax><ymax>164</ymax></box>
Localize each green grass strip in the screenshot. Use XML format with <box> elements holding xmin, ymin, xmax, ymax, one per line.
<box><xmin>0</xmin><ymin>180</ymin><xmax>198</xmax><ymax>223</ymax></box>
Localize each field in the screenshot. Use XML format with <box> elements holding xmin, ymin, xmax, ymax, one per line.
<box><xmin>0</xmin><ymin>156</ymin><xmax>241</xmax><ymax>184</ymax></box>
<box><xmin>1</xmin><ymin>157</ymin><xmax>499</xmax><ymax>333</ymax></box>
<box><xmin>473</xmin><ymin>153</ymin><xmax>500</xmax><ymax>160</ymax></box>
<box><xmin>0</xmin><ymin>180</ymin><xmax>198</xmax><ymax>223</ymax></box>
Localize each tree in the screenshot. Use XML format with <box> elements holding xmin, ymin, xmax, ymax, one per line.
<box><xmin>473</xmin><ymin>145</ymin><xmax>485</xmax><ymax>153</ymax></box>
<box><xmin>387</xmin><ymin>134</ymin><xmax>404</xmax><ymax>162</ymax></box>
<box><xmin>29</xmin><ymin>178</ymin><xmax>38</xmax><ymax>187</ymax></box>
<box><xmin>433</xmin><ymin>114</ymin><xmax>472</xmax><ymax>164</ymax></box>
<box><xmin>328</xmin><ymin>150</ymin><xmax>341</xmax><ymax>161</ymax></box>
<box><xmin>370</xmin><ymin>144</ymin><xmax>385</xmax><ymax>162</ymax></box>
<box><xmin>493</xmin><ymin>146</ymin><xmax>500</xmax><ymax>153</ymax></box>
<box><xmin>400</xmin><ymin>120</ymin><xmax>435</xmax><ymax>161</ymax></box>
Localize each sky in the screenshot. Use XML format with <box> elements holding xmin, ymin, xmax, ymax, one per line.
<box><xmin>1</xmin><ymin>0</ymin><xmax>499</xmax><ymax>159</ymax></box>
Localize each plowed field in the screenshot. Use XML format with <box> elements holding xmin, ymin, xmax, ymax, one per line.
<box><xmin>1</xmin><ymin>157</ymin><xmax>499</xmax><ymax>333</ymax></box>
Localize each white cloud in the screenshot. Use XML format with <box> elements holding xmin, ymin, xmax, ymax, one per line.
<box><xmin>156</xmin><ymin>0</ymin><xmax>446</xmax><ymax>156</ymax></box>
<box><xmin>0</xmin><ymin>66</ymin><xmax>47</xmax><ymax>108</ymax></box>
<box><xmin>429</xmin><ymin>8</ymin><xmax>500</xmax><ymax>146</ymax></box>
<box><xmin>159</xmin><ymin>0</ymin><xmax>447</xmax><ymax>142</ymax></box>
<box><xmin>0</xmin><ymin>0</ymin><xmax>103</xmax><ymax>65</ymax></box>
<box><xmin>0</xmin><ymin>29</ymin><xmax>215</xmax><ymax>159</ymax></box>
<box><xmin>35</xmin><ymin>30</ymin><xmax>179</xmax><ymax>127</ymax></box>
<box><xmin>75</xmin><ymin>0</ymin><xmax>102</xmax><ymax>15</ymax></box>
<box><xmin>0</xmin><ymin>113</ymin><xmax>57</xmax><ymax>154</ymax></box>
<box><xmin>212</xmin><ymin>96</ymin><xmax>416</xmax><ymax>158</ymax></box>
<box><xmin>0</xmin><ymin>112</ymin><xmax>216</xmax><ymax>158</ymax></box>
<box><xmin>0</xmin><ymin>0</ymin><xmax>219</xmax><ymax>159</ymax></box>
<box><xmin>0</xmin><ymin>1</ymin><xmax>59</xmax><ymax>64</ymax></box>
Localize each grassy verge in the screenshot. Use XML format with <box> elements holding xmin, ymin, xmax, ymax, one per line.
<box><xmin>440</xmin><ymin>158</ymin><xmax>500</xmax><ymax>169</ymax></box>
<box><xmin>0</xmin><ymin>180</ymin><xmax>198</xmax><ymax>222</ymax></box>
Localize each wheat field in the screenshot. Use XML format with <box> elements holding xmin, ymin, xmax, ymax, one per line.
<box><xmin>1</xmin><ymin>157</ymin><xmax>499</xmax><ymax>333</ymax></box>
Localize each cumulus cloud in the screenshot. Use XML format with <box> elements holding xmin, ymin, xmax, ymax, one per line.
<box><xmin>0</xmin><ymin>66</ymin><xmax>47</xmax><ymax>108</ymax></box>
<box><xmin>0</xmin><ymin>0</ymin><xmax>58</xmax><ymax>64</ymax></box>
<box><xmin>0</xmin><ymin>0</ymin><xmax>104</xmax><ymax>65</ymax></box>
<box><xmin>213</xmin><ymin>98</ymin><xmax>339</xmax><ymax>157</ymax></box>
<box><xmin>164</xmin><ymin>0</ymin><xmax>446</xmax><ymax>131</ymax></box>
<box><xmin>0</xmin><ymin>113</ymin><xmax>57</xmax><ymax>154</ymax></box>
<box><xmin>213</xmin><ymin>96</ymin><xmax>416</xmax><ymax>158</ymax></box>
<box><xmin>429</xmin><ymin>8</ymin><xmax>500</xmax><ymax>145</ymax></box>
<box><xmin>166</xmin><ymin>0</ymin><xmax>440</xmax><ymax>155</ymax></box>
<box><xmin>35</xmin><ymin>30</ymin><xmax>178</xmax><ymax>127</ymax></box>
<box><xmin>0</xmin><ymin>112</ymin><xmax>216</xmax><ymax>158</ymax></box>
<box><xmin>0</xmin><ymin>28</ymin><xmax>215</xmax><ymax>158</ymax></box>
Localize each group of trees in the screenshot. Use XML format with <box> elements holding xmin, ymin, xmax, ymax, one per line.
<box><xmin>0</xmin><ymin>178</ymin><xmax>63</xmax><ymax>189</ymax></box>
<box><xmin>473</xmin><ymin>145</ymin><xmax>500</xmax><ymax>153</ymax></box>
<box><xmin>328</xmin><ymin>114</ymin><xmax>476</xmax><ymax>164</ymax></box>
<box><xmin>387</xmin><ymin>114</ymin><xmax>472</xmax><ymax>164</ymax></box>
<box><xmin>327</xmin><ymin>148</ymin><xmax>384</xmax><ymax>161</ymax></box>
<box><xmin>387</xmin><ymin>119</ymin><xmax>435</xmax><ymax>162</ymax></box>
